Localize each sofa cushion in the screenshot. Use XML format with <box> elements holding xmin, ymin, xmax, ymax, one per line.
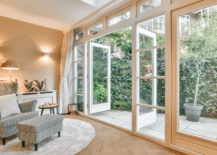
<box><xmin>17</xmin><ymin>114</ymin><xmax>64</xmax><ymax>133</ymax></box>
<box><xmin>12</xmin><ymin>81</ymin><xmax>18</xmax><ymax>94</ymax></box>
<box><xmin>0</xmin><ymin>81</ymin><xmax>14</xmax><ymax>96</ymax></box>
<box><xmin>0</xmin><ymin>94</ymin><xmax>21</xmax><ymax>118</ymax></box>
<box><xmin>0</xmin><ymin>112</ymin><xmax>38</xmax><ymax>128</ymax></box>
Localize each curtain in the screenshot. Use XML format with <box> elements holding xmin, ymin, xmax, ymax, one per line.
<box><xmin>58</xmin><ymin>30</ymin><xmax>73</xmax><ymax>114</ymax></box>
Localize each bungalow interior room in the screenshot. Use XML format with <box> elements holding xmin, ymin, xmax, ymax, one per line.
<box><xmin>1</xmin><ymin>0</ymin><xmax>217</xmax><ymax>155</ymax></box>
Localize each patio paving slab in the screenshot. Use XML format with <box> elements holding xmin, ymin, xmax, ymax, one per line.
<box><xmin>148</xmin><ymin>121</ymin><xmax>165</xmax><ymax>132</ymax></box>
<box><xmin>90</xmin><ymin>110</ymin><xmax>217</xmax><ymax>141</ymax></box>
<box><xmin>139</xmin><ymin>128</ymin><xmax>165</xmax><ymax>140</ymax></box>
<box><xmin>183</xmin><ymin>123</ymin><xmax>217</xmax><ymax>140</ymax></box>
<box><xmin>118</xmin><ymin>122</ymin><xmax>132</xmax><ymax>130</ymax></box>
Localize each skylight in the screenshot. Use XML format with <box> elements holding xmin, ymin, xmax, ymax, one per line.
<box><xmin>81</xmin><ymin>0</ymin><xmax>111</xmax><ymax>8</ymax></box>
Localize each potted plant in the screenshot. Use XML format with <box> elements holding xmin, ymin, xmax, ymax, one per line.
<box><xmin>180</xmin><ymin>9</ymin><xmax>217</xmax><ymax>121</ymax></box>
<box><xmin>184</xmin><ymin>59</ymin><xmax>204</xmax><ymax>122</ymax></box>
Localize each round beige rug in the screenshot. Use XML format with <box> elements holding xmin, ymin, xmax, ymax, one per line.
<box><xmin>0</xmin><ymin>118</ymin><xmax>95</xmax><ymax>155</ymax></box>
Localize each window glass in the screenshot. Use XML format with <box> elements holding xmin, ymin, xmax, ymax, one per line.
<box><xmin>109</xmin><ymin>11</ymin><xmax>131</xmax><ymax>26</ymax></box>
<box><xmin>75</xmin><ymin>62</ymin><xmax>83</xmax><ymax>77</ymax></box>
<box><xmin>140</xmin><ymin>0</ymin><xmax>161</xmax><ymax>13</ymax></box>
<box><xmin>75</xmin><ymin>95</ymin><xmax>83</xmax><ymax>112</ymax></box>
<box><xmin>138</xmin><ymin>107</ymin><xmax>165</xmax><ymax>140</ymax></box>
<box><xmin>75</xmin><ymin>79</ymin><xmax>83</xmax><ymax>94</ymax></box>
<box><xmin>75</xmin><ymin>44</ymin><xmax>84</xmax><ymax>61</ymax></box>
<box><xmin>138</xmin><ymin>79</ymin><xmax>165</xmax><ymax>107</ymax></box>
<box><xmin>92</xmin><ymin>47</ymin><xmax>108</xmax><ymax>105</ymax></box>
<box><xmin>139</xmin><ymin>48</ymin><xmax>165</xmax><ymax>77</ymax></box>
<box><xmin>178</xmin><ymin>4</ymin><xmax>217</xmax><ymax>140</ymax></box>
<box><xmin>88</xmin><ymin>24</ymin><xmax>103</xmax><ymax>35</ymax></box>
<box><xmin>138</xmin><ymin>15</ymin><xmax>165</xmax><ymax>49</ymax></box>
<box><xmin>76</xmin><ymin>32</ymin><xmax>83</xmax><ymax>40</ymax></box>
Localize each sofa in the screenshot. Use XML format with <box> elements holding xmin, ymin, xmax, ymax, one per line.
<box><xmin>0</xmin><ymin>81</ymin><xmax>38</xmax><ymax>145</ymax></box>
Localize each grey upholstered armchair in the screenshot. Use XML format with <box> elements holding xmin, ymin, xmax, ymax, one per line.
<box><xmin>0</xmin><ymin>81</ymin><xmax>38</xmax><ymax>145</ymax></box>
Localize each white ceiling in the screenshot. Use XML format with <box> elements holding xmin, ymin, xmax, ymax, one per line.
<box><xmin>0</xmin><ymin>0</ymin><xmax>112</xmax><ymax>31</ymax></box>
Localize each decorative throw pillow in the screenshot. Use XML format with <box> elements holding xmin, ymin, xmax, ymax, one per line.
<box><xmin>31</xmin><ymin>80</ymin><xmax>40</xmax><ymax>92</ymax></box>
<box><xmin>24</xmin><ymin>80</ymin><xmax>33</xmax><ymax>92</ymax></box>
<box><xmin>0</xmin><ymin>94</ymin><xmax>21</xmax><ymax>118</ymax></box>
<box><xmin>40</xmin><ymin>79</ymin><xmax>48</xmax><ymax>91</ymax></box>
<box><xmin>24</xmin><ymin>80</ymin><xmax>40</xmax><ymax>92</ymax></box>
<box><xmin>12</xmin><ymin>80</ymin><xmax>18</xmax><ymax>93</ymax></box>
<box><xmin>24</xmin><ymin>79</ymin><xmax>47</xmax><ymax>92</ymax></box>
<box><xmin>33</xmin><ymin>79</ymin><xmax>47</xmax><ymax>91</ymax></box>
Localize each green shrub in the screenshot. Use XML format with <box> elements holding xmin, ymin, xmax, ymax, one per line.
<box><xmin>113</xmin><ymin>101</ymin><xmax>132</xmax><ymax>111</ymax></box>
<box><xmin>93</xmin><ymin>84</ymin><xmax>108</xmax><ymax>104</ymax></box>
<box><xmin>91</xmin><ymin>10</ymin><xmax>217</xmax><ymax>117</ymax></box>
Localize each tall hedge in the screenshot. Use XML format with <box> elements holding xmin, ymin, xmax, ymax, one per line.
<box><xmin>90</xmin><ymin>9</ymin><xmax>217</xmax><ymax>117</ymax></box>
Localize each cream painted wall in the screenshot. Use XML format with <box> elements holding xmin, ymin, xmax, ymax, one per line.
<box><xmin>0</xmin><ymin>16</ymin><xmax>63</xmax><ymax>93</ymax></box>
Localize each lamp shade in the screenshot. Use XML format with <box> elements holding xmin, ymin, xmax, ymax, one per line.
<box><xmin>1</xmin><ymin>60</ymin><xmax>20</xmax><ymax>70</ymax></box>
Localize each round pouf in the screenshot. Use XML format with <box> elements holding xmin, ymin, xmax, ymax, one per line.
<box><xmin>0</xmin><ymin>118</ymin><xmax>95</xmax><ymax>155</ymax></box>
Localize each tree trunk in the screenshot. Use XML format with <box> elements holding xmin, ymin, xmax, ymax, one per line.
<box><xmin>194</xmin><ymin>72</ymin><xmax>200</xmax><ymax>106</ymax></box>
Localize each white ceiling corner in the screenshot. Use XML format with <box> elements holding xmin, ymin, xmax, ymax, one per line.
<box><xmin>0</xmin><ymin>0</ymin><xmax>113</xmax><ymax>31</ymax></box>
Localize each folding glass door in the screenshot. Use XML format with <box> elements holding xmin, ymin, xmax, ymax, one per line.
<box><xmin>136</xmin><ymin>15</ymin><xmax>166</xmax><ymax>140</ymax></box>
<box><xmin>88</xmin><ymin>42</ymin><xmax>111</xmax><ymax>114</ymax></box>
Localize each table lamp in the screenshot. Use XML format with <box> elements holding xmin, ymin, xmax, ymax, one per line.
<box><xmin>1</xmin><ymin>60</ymin><xmax>20</xmax><ymax>81</ymax></box>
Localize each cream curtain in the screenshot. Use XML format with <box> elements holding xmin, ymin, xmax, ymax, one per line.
<box><xmin>58</xmin><ymin>30</ymin><xmax>73</xmax><ymax>114</ymax></box>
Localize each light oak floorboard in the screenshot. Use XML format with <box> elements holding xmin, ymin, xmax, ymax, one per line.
<box><xmin>64</xmin><ymin>115</ymin><xmax>186</xmax><ymax>155</ymax></box>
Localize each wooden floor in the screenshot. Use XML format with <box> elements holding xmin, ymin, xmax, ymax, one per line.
<box><xmin>64</xmin><ymin>115</ymin><xmax>186</xmax><ymax>155</ymax></box>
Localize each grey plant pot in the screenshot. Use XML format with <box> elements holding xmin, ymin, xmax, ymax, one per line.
<box><xmin>184</xmin><ymin>103</ymin><xmax>203</xmax><ymax>122</ymax></box>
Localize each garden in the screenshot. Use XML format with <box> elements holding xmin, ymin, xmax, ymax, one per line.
<box><xmin>77</xmin><ymin>7</ymin><xmax>217</xmax><ymax>119</ymax></box>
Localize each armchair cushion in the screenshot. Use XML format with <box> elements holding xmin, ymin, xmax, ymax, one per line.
<box><xmin>0</xmin><ymin>94</ymin><xmax>21</xmax><ymax>118</ymax></box>
<box><xmin>0</xmin><ymin>112</ymin><xmax>38</xmax><ymax>138</ymax></box>
<box><xmin>0</xmin><ymin>112</ymin><xmax>38</xmax><ymax>128</ymax></box>
<box><xmin>18</xmin><ymin>100</ymin><xmax>37</xmax><ymax>113</ymax></box>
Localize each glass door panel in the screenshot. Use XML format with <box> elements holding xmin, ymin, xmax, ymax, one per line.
<box><xmin>172</xmin><ymin>1</ymin><xmax>217</xmax><ymax>154</ymax></box>
<box><xmin>76</xmin><ymin>95</ymin><xmax>84</xmax><ymax>112</ymax></box>
<box><xmin>139</xmin><ymin>79</ymin><xmax>165</xmax><ymax>107</ymax></box>
<box><xmin>136</xmin><ymin>15</ymin><xmax>166</xmax><ymax>141</ymax></box>
<box><xmin>89</xmin><ymin>42</ymin><xmax>111</xmax><ymax>114</ymax></box>
<box><xmin>92</xmin><ymin>46</ymin><xmax>108</xmax><ymax>105</ymax></box>
<box><xmin>75</xmin><ymin>62</ymin><xmax>83</xmax><ymax>77</ymax></box>
<box><xmin>139</xmin><ymin>48</ymin><xmax>165</xmax><ymax>77</ymax></box>
<box><xmin>74</xmin><ymin>43</ymin><xmax>84</xmax><ymax>113</ymax></box>
<box><xmin>138</xmin><ymin>107</ymin><xmax>165</xmax><ymax>140</ymax></box>
<box><xmin>178</xmin><ymin>3</ymin><xmax>217</xmax><ymax>141</ymax></box>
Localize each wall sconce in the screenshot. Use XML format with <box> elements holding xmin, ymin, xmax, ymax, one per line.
<box><xmin>44</xmin><ymin>53</ymin><xmax>50</xmax><ymax>58</ymax></box>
